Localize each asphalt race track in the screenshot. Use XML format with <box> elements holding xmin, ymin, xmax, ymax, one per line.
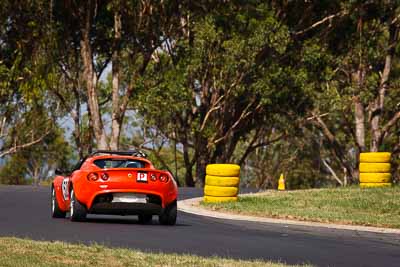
<box><xmin>0</xmin><ymin>185</ymin><xmax>399</xmax><ymax>267</ymax></box>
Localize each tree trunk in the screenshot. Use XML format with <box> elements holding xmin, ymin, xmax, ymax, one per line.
<box><xmin>223</xmin><ymin>133</ymin><xmax>240</xmax><ymax>162</ymax></box>
<box><xmin>33</xmin><ymin>166</ymin><xmax>40</xmax><ymax>186</ymax></box>
<box><xmin>212</xmin><ymin>132</ymin><xmax>240</xmax><ymax>163</ymax></box>
<box><xmin>182</xmin><ymin>142</ymin><xmax>195</xmax><ymax>187</ymax></box>
<box><xmin>194</xmin><ymin>135</ymin><xmax>209</xmax><ymax>187</ymax></box>
<box><xmin>71</xmin><ymin>109</ymin><xmax>82</xmax><ymax>158</ymax></box>
<box><xmin>80</xmin><ymin>1</ymin><xmax>108</xmax><ymax>150</ymax></box>
<box><xmin>110</xmin><ymin>10</ymin><xmax>122</xmax><ymax>150</ymax></box>
<box><xmin>370</xmin><ymin>101</ymin><xmax>381</xmax><ymax>152</ymax></box>
<box><xmin>370</xmin><ymin>24</ymin><xmax>396</xmax><ymax>152</ymax></box>
<box><xmin>195</xmin><ymin>153</ymin><xmax>207</xmax><ymax>187</ymax></box>
<box><xmin>71</xmin><ymin>87</ymin><xmax>83</xmax><ymax>158</ymax></box>
<box><xmin>354</xmin><ymin>97</ymin><xmax>365</xmax><ymax>152</ymax></box>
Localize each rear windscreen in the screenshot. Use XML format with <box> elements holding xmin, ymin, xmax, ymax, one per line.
<box><xmin>94</xmin><ymin>159</ymin><xmax>146</xmax><ymax>169</ymax></box>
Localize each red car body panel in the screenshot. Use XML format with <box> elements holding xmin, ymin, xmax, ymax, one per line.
<box><xmin>53</xmin><ymin>175</ymin><xmax>69</xmax><ymax>211</ymax></box>
<box><xmin>52</xmin><ymin>154</ymin><xmax>178</xmax><ymax>214</ymax></box>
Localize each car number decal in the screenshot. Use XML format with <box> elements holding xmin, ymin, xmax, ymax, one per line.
<box><xmin>61</xmin><ymin>178</ymin><xmax>69</xmax><ymax>200</ymax></box>
<box><xmin>137</xmin><ymin>172</ymin><xmax>148</xmax><ymax>182</ymax></box>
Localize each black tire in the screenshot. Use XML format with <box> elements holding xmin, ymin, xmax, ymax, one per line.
<box><xmin>70</xmin><ymin>189</ymin><xmax>87</xmax><ymax>222</ymax></box>
<box><xmin>159</xmin><ymin>201</ymin><xmax>177</xmax><ymax>226</ymax></box>
<box><xmin>51</xmin><ymin>186</ymin><xmax>66</xmax><ymax>218</ymax></box>
<box><xmin>138</xmin><ymin>214</ymin><xmax>153</xmax><ymax>224</ymax></box>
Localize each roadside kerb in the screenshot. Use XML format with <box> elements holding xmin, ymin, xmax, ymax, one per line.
<box><xmin>178</xmin><ymin>194</ymin><xmax>400</xmax><ymax>235</ymax></box>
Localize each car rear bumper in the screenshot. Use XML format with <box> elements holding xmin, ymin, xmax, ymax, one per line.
<box><xmin>89</xmin><ymin>202</ymin><xmax>162</xmax><ymax>216</ymax></box>
<box><xmin>88</xmin><ymin>191</ymin><xmax>163</xmax><ymax>216</ymax></box>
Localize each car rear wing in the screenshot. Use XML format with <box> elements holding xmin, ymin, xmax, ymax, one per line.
<box><xmin>91</xmin><ymin>150</ymin><xmax>147</xmax><ymax>158</ymax></box>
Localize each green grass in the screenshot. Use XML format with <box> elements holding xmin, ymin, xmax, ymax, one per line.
<box><xmin>0</xmin><ymin>237</ymin><xmax>310</xmax><ymax>267</ymax></box>
<box><xmin>201</xmin><ymin>186</ymin><xmax>400</xmax><ymax>228</ymax></box>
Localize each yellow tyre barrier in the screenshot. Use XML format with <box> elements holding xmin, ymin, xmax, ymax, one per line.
<box><xmin>359</xmin><ymin>183</ymin><xmax>392</xmax><ymax>188</ymax></box>
<box><xmin>206</xmin><ymin>164</ymin><xmax>240</xmax><ymax>177</ymax></box>
<box><xmin>360</xmin><ymin>152</ymin><xmax>391</xmax><ymax>163</ymax></box>
<box><xmin>359</xmin><ymin>163</ymin><xmax>391</xmax><ymax>173</ymax></box>
<box><xmin>205</xmin><ymin>175</ymin><xmax>240</xmax><ymax>187</ymax></box>
<box><xmin>204</xmin><ymin>185</ymin><xmax>238</xmax><ymax>197</ymax></box>
<box><xmin>204</xmin><ymin>196</ymin><xmax>238</xmax><ymax>203</ymax></box>
<box><xmin>359</xmin><ymin>173</ymin><xmax>391</xmax><ymax>183</ymax></box>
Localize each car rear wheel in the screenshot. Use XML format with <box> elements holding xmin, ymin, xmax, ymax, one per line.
<box><xmin>138</xmin><ymin>214</ymin><xmax>153</xmax><ymax>224</ymax></box>
<box><xmin>51</xmin><ymin>186</ymin><xmax>66</xmax><ymax>218</ymax></box>
<box><xmin>70</xmin><ymin>189</ymin><xmax>87</xmax><ymax>222</ymax></box>
<box><xmin>159</xmin><ymin>201</ymin><xmax>177</xmax><ymax>226</ymax></box>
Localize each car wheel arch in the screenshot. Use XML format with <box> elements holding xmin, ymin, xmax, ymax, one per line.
<box><xmin>69</xmin><ymin>182</ymin><xmax>89</xmax><ymax>210</ymax></box>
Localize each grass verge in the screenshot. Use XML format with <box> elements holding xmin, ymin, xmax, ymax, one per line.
<box><xmin>0</xmin><ymin>237</ymin><xmax>309</xmax><ymax>267</ymax></box>
<box><xmin>201</xmin><ymin>186</ymin><xmax>400</xmax><ymax>228</ymax></box>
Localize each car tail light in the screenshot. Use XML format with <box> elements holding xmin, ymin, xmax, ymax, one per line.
<box><xmin>100</xmin><ymin>172</ymin><xmax>109</xmax><ymax>181</ymax></box>
<box><xmin>159</xmin><ymin>174</ymin><xmax>169</xmax><ymax>183</ymax></box>
<box><xmin>87</xmin><ymin>172</ymin><xmax>99</xmax><ymax>181</ymax></box>
<box><xmin>150</xmin><ymin>173</ymin><xmax>157</xmax><ymax>181</ymax></box>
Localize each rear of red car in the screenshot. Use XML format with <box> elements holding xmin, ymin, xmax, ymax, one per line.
<box><xmin>52</xmin><ymin>151</ymin><xmax>178</xmax><ymax>225</ymax></box>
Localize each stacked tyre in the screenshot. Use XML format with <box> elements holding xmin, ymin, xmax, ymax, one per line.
<box><xmin>204</xmin><ymin>164</ymin><xmax>240</xmax><ymax>202</ymax></box>
<box><xmin>359</xmin><ymin>152</ymin><xmax>392</xmax><ymax>188</ymax></box>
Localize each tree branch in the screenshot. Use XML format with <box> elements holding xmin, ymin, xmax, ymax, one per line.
<box><xmin>381</xmin><ymin>110</ymin><xmax>400</xmax><ymax>138</ymax></box>
<box><xmin>309</xmin><ymin>111</ymin><xmax>354</xmax><ymax>181</ymax></box>
<box><xmin>210</xmin><ymin>100</ymin><xmax>260</xmax><ymax>147</ymax></box>
<box><xmin>295</xmin><ymin>10</ymin><xmax>348</xmax><ymax>36</ymax></box>
<box><xmin>322</xmin><ymin>159</ymin><xmax>343</xmax><ymax>186</ymax></box>
<box><xmin>238</xmin><ymin>132</ymin><xmax>286</xmax><ymax>165</ymax></box>
<box><xmin>306</xmin><ymin>113</ymin><xmax>329</xmax><ymax>121</ymax></box>
<box><xmin>0</xmin><ymin>128</ymin><xmax>52</xmax><ymax>158</ymax></box>
<box><xmin>0</xmin><ymin>117</ymin><xmax>6</xmax><ymax>138</ymax></box>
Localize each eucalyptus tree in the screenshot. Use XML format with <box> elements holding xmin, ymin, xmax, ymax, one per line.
<box><xmin>0</xmin><ymin>0</ymin><xmax>57</xmax><ymax>158</ymax></box>
<box><xmin>51</xmin><ymin>0</ymin><xmax>182</xmax><ymax>151</ymax></box>
<box><xmin>286</xmin><ymin>1</ymin><xmax>400</xmax><ymax>183</ymax></box>
<box><xmin>0</xmin><ymin>106</ymin><xmax>71</xmax><ymax>185</ymax></box>
<box><xmin>135</xmin><ymin>1</ymin><xmax>313</xmax><ymax>186</ymax></box>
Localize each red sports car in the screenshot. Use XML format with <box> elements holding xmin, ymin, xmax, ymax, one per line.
<box><xmin>51</xmin><ymin>150</ymin><xmax>178</xmax><ymax>225</ymax></box>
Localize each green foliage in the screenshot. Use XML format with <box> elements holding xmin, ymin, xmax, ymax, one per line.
<box><xmin>0</xmin><ymin>107</ymin><xmax>71</xmax><ymax>185</ymax></box>
<box><xmin>0</xmin><ymin>155</ymin><xmax>29</xmax><ymax>185</ymax></box>
<box><xmin>1</xmin><ymin>0</ymin><xmax>399</xmax><ymax>188</ymax></box>
<box><xmin>133</xmin><ymin>2</ymin><xmax>317</xmax><ymax>186</ymax></box>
